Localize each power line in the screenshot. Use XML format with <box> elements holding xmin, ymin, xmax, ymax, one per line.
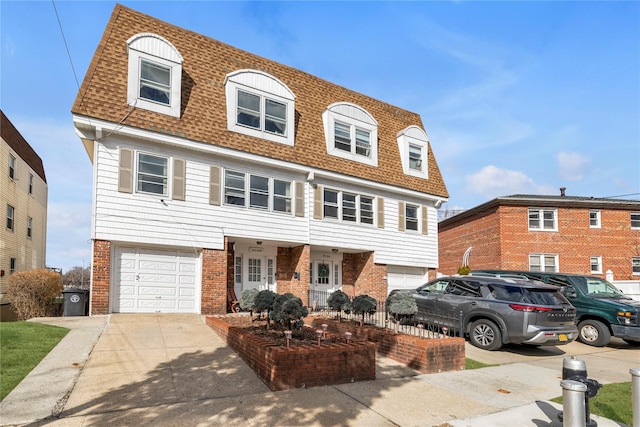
<box><xmin>51</xmin><ymin>0</ymin><xmax>81</xmax><ymax>91</ymax></box>
<box><xmin>602</xmin><ymin>192</ymin><xmax>640</xmax><ymax>199</ymax></box>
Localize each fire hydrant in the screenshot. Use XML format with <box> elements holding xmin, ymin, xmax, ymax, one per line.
<box><xmin>559</xmin><ymin>356</ymin><xmax>602</xmax><ymax>427</ymax></box>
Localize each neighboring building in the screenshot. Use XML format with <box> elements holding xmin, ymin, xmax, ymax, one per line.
<box><xmin>71</xmin><ymin>5</ymin><xmax>448</xmax><ymax>315</ymax></box>
<box><xmin>438</xmin><ymin>191</ymin><xmax>640</xmax><ymax>280</ymax></box>
<box><xmin>1</xmin><ymin>110</ymin><xmax>48</xmax><ymax>317</ymax></box>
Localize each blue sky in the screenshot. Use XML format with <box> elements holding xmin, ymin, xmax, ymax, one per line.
<box><xmin>2</xmin><ymin>1</ymin><xmax>639</xmax><ymax>272</ymax></box>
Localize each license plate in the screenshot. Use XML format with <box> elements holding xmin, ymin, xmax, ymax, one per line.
<box><xmin>559</xmin><ymin>334</ymin><xmax>568</xmax><ymax>342</ymax></box>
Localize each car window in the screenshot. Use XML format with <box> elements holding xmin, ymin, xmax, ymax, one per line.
<box><xmin>419</xmin><ymin>280</ymin><xmax>448</xmax><ymax>293</ymax></box>
<box><xmin>447</xmin><ymin>280</ymin><xmax>481</xmax><ymax>297</ymax></box>
<box><xmin>487</xmin><ymin>284</ymin><xmax>525</xmax><ymax>302</ymax></box>
<box><xmin>525</xmin><ymin>288</ymin><xmax>570</xmax><ymax>305</ymax></box>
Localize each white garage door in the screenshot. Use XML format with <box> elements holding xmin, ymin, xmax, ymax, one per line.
<box><xmin>114</xmin><ymin>247</ymin><xmax>199</xmax><ymax>313</ymax></box>
<box><xmin>387</xmin><ymin>266</ymin><xmax>427</xmax><ymax>294</ymax></box>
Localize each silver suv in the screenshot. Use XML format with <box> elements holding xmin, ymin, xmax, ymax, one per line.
<box><xmin>390</xmin><ymin>276</ymin><xmax>578</xmax><ymax>350</ymax></box>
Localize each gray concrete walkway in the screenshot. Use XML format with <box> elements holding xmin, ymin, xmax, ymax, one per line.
<box><xmin>1</xmin><ymin>314</ymin><xmax>635</xmax><ymax>426</ymax></box>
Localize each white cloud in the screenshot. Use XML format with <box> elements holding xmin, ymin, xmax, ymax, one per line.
<box><xmin>556</xmin><ymin>151</ymin><xmax>591</xmax><ymax>182</ymax></box>
<box><xmin>465</xmin><ymin>165</ymin><xmax>555</xmax><ymax>199</ymax></box>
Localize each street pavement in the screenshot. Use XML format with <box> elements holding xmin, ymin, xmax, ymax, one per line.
<box><xmin>0</xmin><ymin>314</ymin><xmax>637</xmax><ymax>426</ymax></box>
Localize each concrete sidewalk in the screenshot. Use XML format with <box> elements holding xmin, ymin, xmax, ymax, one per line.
<box><xmin>1</xmin><ymin>314</ymin><xmax>634</xmax><ymax>426</ymax></box>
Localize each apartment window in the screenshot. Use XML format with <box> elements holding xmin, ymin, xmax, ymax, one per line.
<box><xmin>224</xmin><ymin>170</ymin><xmax>246</xmax><ymax>206</ymax></box>
<box><xmin>29</xmin><ymin>173</ymin><xmax>34</xmax><ymax>194</ymax></box>
<box><xmin>249</xmin><ymin>175</ymin><xmax>269</xmax><ymax>209</ymax></box>
<box><xmin>322</xmin><ymin>188</ymin><xmax>375</xmax><ymax>226</ymax></box>
<box><xmin>272</xmin><ymin>180</ymin><xmax>291</xmax><ymax>213</ymax></box>
<box><xmin>397</xmin><ymin>126</ymin><xmax>428</xmax><ymax>178</ymax></box>
<box><xmin>528</xmin><ymin>208</ymin><xmax>557</xmax><ymax>231</ymax></box>
<box><xmin>529</xmin><ymin>254</ymin><xmax>558</xmax><ymax>272</ymax></box>
<box><xmin>406</xmin><ymin>204</ymin><xmax>419</xmax><ymax>231</ymax></box>
<box><xmin>27</xmin><ymin>216</ymin><xmax>32</xmax><ymax>238</ymax></box>
<box><xmin>137</xmin><ymin>153</ymin><xmax>168</xmax><ymax>195</ymax></box>
<box><xmin>225</xmin><ymin>70</ymin><xmax>295</xmax><ymax>145</ymax></box>
<box><xmin>631</xmin><ymin>212</ymin><xmax>640</xmax><ymax>229</ymax></box>
<box><xmin>589</xmin><ymin>210</ymin><xmax>601</xmax><ymax>228</ymax></box>
<box><xmin>127</xmin><ymin>33</ymin><xmax>182</xmax><ymax>117</ymax></box>
<box><xmin>248</xmin><ymin>258</ymin><xmax>261</xmax><ymax>282</ymax></box>
<box><xmin>6</xmin><ymin>205</ymin><xmax>14</xmax><ymax>231</ymax></box>
<box><xmin>323</xmin><ymin>189</ymin><xmax>339</xmax><ymax>219</ymax></box>
<box><xmin>10</xmin><ymin>258</ymin><xmax>16</xmax><ymax>275</ymax></box>
<box><xmin>590</xmin><ymin>256</ymin><xmax>602</xmax><ymax>274</ymax></box>
<box><xmin>342</xmin><ymin>193</ymin><xmax>357</xmax><ymax>222</ymax></box>
<box><xmin>409</xmin><ymin>144</ymin><xmax>422</xmax><ymax>170</ymax></box>
<box><xmin>360</xmin><ymin>196</ymin><xmax>374</xmax><ymax>225</ymax></box>
<box><xmin>633</xmin><ymin>257</ymin><xmax>640</xmax><ymax>275</ymax></box>
<box><xmin>9</xmin><ymin>154</ymin><xmax>15</xmax><ymax>179</ymax></box>
<box><xmin>323</xmin><ymin>102</ymin><xmax>378</xmax><ymax>167</ymax></box>
<box><xmin>235</xmin><ymin>256</ymin><xmax>243</xmax><ymax>284</ymax></box>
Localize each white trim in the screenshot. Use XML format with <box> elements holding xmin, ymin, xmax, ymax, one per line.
<box><xmin>322</xmin><ymin>103</ymin><xmax>378</xmax><ymax>167</ymax></box>
<box><xmin>589</xmin><ymin>210</ymin><xmax>601</xmax><ymax>228</ymax></box>
<box><xmin>397</xmin><ymin>125</ymin><xmax>428</xmax><ymax>178</ymax></box>
<box><xmin>590</xmin><ymin>255</ymin><xmax>602</xmax><ymax>274</ymax></box>
<box><xmin>528</xmin><ymin>207</ymin><xmax>558</xmax><ymax>232</ymax></box>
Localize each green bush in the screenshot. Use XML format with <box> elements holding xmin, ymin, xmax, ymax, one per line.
<box><xmin>239</xmin><ymin>288</ymin><xmax>259</xmax><ymax>313</ymax></box>
<box><xmin>351</xmin><ymin>294</ymin><xmax>377</xmax><ymax>326</ymax></box>
<box><xmin>7</xmin><ymin>269</ymin><xmax>63</xmax><ymax>320</ymax></box>
<box><xmin>254</xmin><ymin>290</ymin><xmax>277</xmax><ymax>327</ymax></box>
<box><xmin>327</xmin><ymin>290</ymin><xmax>351</xmax><ymax>321</ymax></box>
<box><xmin>457</xmin><ymin>265</ymin><xmax>471</xmax><ymax>275</ymax></box>
<box><xmin>270</xmin><ymin>293</ymin><xmax>308</xmax><ymax>329</ymax></box>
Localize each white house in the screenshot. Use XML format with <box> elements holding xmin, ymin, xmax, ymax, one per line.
<box><xmin>72</xmin><ymin>5</ymin><xmax>449</xmax><ymax>315</ymax></box>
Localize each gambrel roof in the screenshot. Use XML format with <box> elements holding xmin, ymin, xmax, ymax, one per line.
<box><xmin>71</xmin><ymin>4</ymin><xmax>448</xmax><ymax>198</ymax></box>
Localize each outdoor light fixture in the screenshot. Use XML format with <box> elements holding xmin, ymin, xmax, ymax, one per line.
<box><xmin>345</xmin><ymin>331</ymin><xmax>352</xmax><ymax>343</ymax></box>
<box><xmin>417</xmin><ymin>323</ymin><xmax>424</xmax><ymax>338</ymax></box>
<box><xmin>256</xmin><ymin>241</ymin><xmax>262</xmax><ymax>245</ymax></box>
<box><xmin>316</xmin><ymin>329</ymin><xmax>323</xmax><ymax>346</ymax></box>
<box><xmin>284</xmin><ymin>330</ymin><xmax>292</xmax><ymax>347</ymax></box>
<box><xmin>321</xmin><ymin>323</ymin><xmax>328</xmax><ymax>338</ymax></box>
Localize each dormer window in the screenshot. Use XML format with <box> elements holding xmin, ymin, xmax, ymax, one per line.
<box><xmin>323</xmin><ymin>103</ymin><xmax>378</xmax><ymax>166</ymax></box>
<box><xmin>397</xmin><ymin>126</ymin><xmax>429</xmax><ymax>178</ymax></box>
<box><xmin>225</xmin><ymin>70</ymin><xmax>295</xmax><ymax>146</ymax></box>
<box><xmin>127</xmin><ymin>33</ymin><xmax>183</xmax><ymax>117</ymax></box>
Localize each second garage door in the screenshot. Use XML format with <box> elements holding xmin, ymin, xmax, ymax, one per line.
<box><xmin>113</xmin><ymin>247</ymin><xmax>199</xmax><ymax>313</ymax></box>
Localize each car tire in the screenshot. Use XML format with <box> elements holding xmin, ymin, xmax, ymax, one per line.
<box><xmin>577</xmin><ymin>320</ymin><xmax>611</xmax><ymax>347</ymax></box>
<box><xmin>469</xmin><ymin>319</ymin><xmax>502</xmax><ymax>351</ymax></box>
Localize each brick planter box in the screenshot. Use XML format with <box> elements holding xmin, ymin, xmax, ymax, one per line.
<box><xmin>205</xmin><ymin>315</ymin><xmax>376</xmax><ymax>391</ymax></box>
<box><xmin>307</xmin><ymin>317</ymin><xmax>465</xmax><ymax>374</ymax></box>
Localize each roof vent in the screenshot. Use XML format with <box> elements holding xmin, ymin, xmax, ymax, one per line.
<box><xmin>560</xmin><ymin>187</ymin><xmax>566</xmax><ymax>197</ymax></box>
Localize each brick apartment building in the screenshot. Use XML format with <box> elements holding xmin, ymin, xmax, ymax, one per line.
<box><xmin>438</xmin><ymin>192</ymin><xmax>640</xmax><ymax>280</ymax></box>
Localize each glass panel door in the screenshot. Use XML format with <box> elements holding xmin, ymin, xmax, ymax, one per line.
<box><xmin>313</xmin><ymin>260</ymin><xmax>334</xmax><ymax>292</ymax></box>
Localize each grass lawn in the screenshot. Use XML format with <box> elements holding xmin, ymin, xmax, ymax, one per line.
<box><xmin>0</xmin><ymin>321</ymin><xmax>69</xmax><ymax>400</ymax></box>
<box><xmin>551</xmin><ymin>382</ymin><xmax>632</xmax><ymax>426</ymax></box>
<box><xmin>465</xmin><ymin>358</ymin><xmax>498</xmax><ymax>369</ymax></box>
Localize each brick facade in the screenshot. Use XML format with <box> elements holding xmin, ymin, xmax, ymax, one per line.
<box><xmin>439</xmin><ymin>204</ymin><xmax>640</xmax><ymax>280</ymax></box>
<box><xmin>342</xmin><ymin>252</ymin><xmax>387</xmax><ymax>303</ymax></box>
<box><xmin>275</xmin><ymin>245</ymin><xmax>310</xmax><ymax>306</ymax></box>
<box><xmin>201</xmin><ymin>245</ymin><xmax>228</xmax><ymax>315</ymax></box>
<box><xmin>90</xmin><ymin>239</ymin><xmax>111</xmax><ymax>315</ymax></box>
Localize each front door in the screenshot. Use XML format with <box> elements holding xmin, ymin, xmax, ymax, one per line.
<box><xmin>245</xmin><ymin>256</ymin><xmax>276</xmax><ymax>292</ymax></box>
<box><xmin>312</xmin><ymin>260</ymin><xmax>336</xmax><ymax>292</ymax></box>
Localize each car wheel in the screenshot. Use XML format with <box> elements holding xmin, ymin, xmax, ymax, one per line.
<box><xmin>469</xmin><ymin>319</ymin><xmax>502</xmax><ymax>351</ymax></box>
<box><xmin>623</xmin><ymin>339</ymin><xmax>640</xmax><ymax>347</ymax></box>
<box><xmin>577</xmin><ymin>320</ymin><xmax>611</xmax><ymax>347</ymax></box>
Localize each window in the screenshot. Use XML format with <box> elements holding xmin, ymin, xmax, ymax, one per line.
<box><xmin>321</xmin><ymin>187</ymin><xmax>375</xmax><ymax>226</ymax></box>
<box><xmin>272</xmin><ymin>180</ymin><xmax>291</xmax><ymax>213</ymax></box>
<box><xmin>528</xmin><ymin>208</ymin><xmax>557</xmax><ymax>231</ymax></box>
<box><xmin>397</xmin><ymin>126</ymin><xmax>428</xmax><ymax>177</ymax></box>
<box><xmin>235</xmin><ymin>256</ymin><xmax>243</xmax><ymax>284</ymax></box>
<box><xmin>224</xmin><ymin>170</ymin><xmax>293</xmax><ymax>214</ymax></box>
<box><xmin>29</xmin><ymin>174</ymin><xmax>34</xmax><ymax>194</ymax></box>
<box><xmin>589</xmin><ymin>210</ymin><xmax>601</xmax><ymax>228</ymax></box>
<box><xmin>633</xmin><ymin>257</ymin><xmax>640</xmax><ymax>275</ymax></box>
<box><xmin>323</xmin><ymin>103</ymin><xmax>378</xmax><ymax>166</ymax></box>
<box><xmin>27</xmin><ymin>216</ymin><xmax>32</xmax><ymax>238</ymax></box>
<box><xmin>224</xmin><ymin>170</ymin><xmax>246</xmax><ymax>206</ymax></box>
<box><xmin>8</xmin><ymin>154</ymin><xmax>15</xmax><ymax>179</ymax></box>
<box><xmin>248</xmin><ymin>258</ymin><xmax>261</xmax><ymax>282</ymax></box>
<box><xmin>529</xmin><ymin>254</ymin><xmax>558</xmax><ymax>272</ymax></box>
<box><xmin>10</xmin><ymin>258</ymin><xmax>16</xmax><ymax>275</ymax></box>
<box><xmin>631</xmin><ymin>212</ymin><xmax>640</xmax><ymax>229</ymax></box>
<box><xmin>406</xmin><ymin>204</ymin><xmax>419</xmax><ymax>231</ymax></box>
<box><xmin>127</xmin><ymin>33</ymin><xmax>183</xmax><ymax>117</ymax></box>
<box><xmin>137</xmin><ymin>153</ymin><xmax>168</xmax><ymax>195</ymax></box>
<box><xmin>225</xmin><ymin>70</ymin><xmax>295</xmax><ymax>145</ymax></box>
<box><xmin>590</xmin><ymin>256</ymin><xmax>602</xmax><ymax>274</ymax></box>
<box><xmin>6</xmin><ymin>205</ymin><xmax>14</xmax><ymax>231</ymax></box>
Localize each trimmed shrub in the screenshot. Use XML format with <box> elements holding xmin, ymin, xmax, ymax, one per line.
<box><xmin>7</xmin><ymin>269</ymin><xmax>63</xmax><ymax>320</ymax></box>
<box><xmin>387</xmin><ymin>292</ymin><xmax>418</xmax><ymax>324</ymax></box>
<box><xmin>327</xmin><ymin>290</ymin><xmax>351</xmax><ymax>321</ymax></box>
<box><xmin>254</xmin><ymin>290</ymin><xmax>277</xmax><ymax>327</ymax></box>
<box><xmin>270</xmin><ymin>294</ymin><xmax>308</xmax><ymax>330</ymax></box>
<box><xmin>351</xmin><ymin>294</ymin><xmax>377</xmax><ymax>326</ymax></box>
<box><xmin>239</xmin><ymin>288</ymin><xmax>259</xmax><ymax>314</ymax></box>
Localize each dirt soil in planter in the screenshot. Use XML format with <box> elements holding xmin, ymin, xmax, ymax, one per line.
<box><xmin>222</xmin><ymin>315</ymin><xmax>341</xmax><ymax>347</ymax></box>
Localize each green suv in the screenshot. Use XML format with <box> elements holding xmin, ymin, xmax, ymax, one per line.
<box><xmin>472</xmin><ymin>270</ymin><xmax>640</xmax><ymax>347</ymax></box>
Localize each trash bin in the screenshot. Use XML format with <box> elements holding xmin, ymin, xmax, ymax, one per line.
<box><xmin>62</xmin><ymin>288</ymin><xmax>89</xmax><ymax>316</ymax></box>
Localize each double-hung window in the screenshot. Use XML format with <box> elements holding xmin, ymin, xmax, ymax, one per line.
<box><xmin>528</xmin><ymin>208</ymin><xmax>557</xmax><ymax>231</ymax></box>
<box><xmin>409</xmin><ymin>144</ymin><xmax>422</xmax><ymax>170</ymax></box>
<box><xmin>139</xmin><ymin>59</ymin><xmax>171</xmax><ymax>105</ymax></box>
<box><xmin>633</xmin><ymin>257</ymin><xmax>640</xmax><ymax>275</ymax></box>
<box><xmin>589</xmin><ymin>210</ymin><xmax>601</xmax><ymax>228</ymax></box>
<box><xmin>272</xmin><ymin>180</ymin><xmax>291</xmax><ymax>213</ymax></box>
<box><xmin>322</xmin><ymin>188</ymin><xmax>374</xmax><ymax>225</ymax></box>
<box><xmin>360</xmin><ymin>196</ymin><xmax>374</xmax><ymax>224</ymax></box>
<box><xmin>323</xmin><ymin>103</ymin><xmax>378</xmax><ymax>166</ymax></box>
<box><xmin>224</xmin><ymin>171</ymin><xmax>246</xmax><ymax>206</ymax></box>
<box><xmin>6</xmin><ymin>205</ymin><xmax>14</xmax><ymax>231</ymax></box>
<box><xmin>27</xmin><ymin>216</ymin><xmax>32</xmax><ymax>238</ymax></box>
<box><xmin>323</xmin><ymin>189</ymin><xmax>339</xmax><ymax>219</ymax></box>
<box><xmin>249</xmin><ymin>175</ymin><xmax>269</xmax><ymax>209</ymax></box>
<box><xmin>397</xmin><ymin>126</ymin><xmax>428</xmax><ymax>177</ymax></box>
<box><xmin>342</xmin><ymin>193</ymin><xmax>357</xmax><ymax>222</ymax></box>
<box><xmin>332</xmin><ymin>122</ymin><xmax>371</xmax><ymax>157</ymax></box>
<box><xmin>406</xmin><ymin>204</ymin><xmax>419</xmax><ymax>231</ymax></box>
<box><xmin>590</xmin><ymin>256</ymin><xmax>602</xmax><ymax>274</ymax></box>
<box><xmin>631</xmin><ymin>212</ymin><xmax>640</xmax><ymax>229</ymax></box>
<box><xmin>137</xmin><ymin>153</ymin><xmax>168</xmax><ymax>195</ymax></box>
<box><xmin>8</xmin><ymin>154</ymin><xmax>15</xmax><ymax>179</ymax></box>
<box><xmin>224</xmin><ymin>170</ymin><xmax>292</xmax><ymax>214</ymax></box>
<box><xmin>529</xmin><ymin>254</ymin><xmax>558</xmax><ymax>272</ymax></box>
<box><xmin>29</xmin><ymin>174</ymin><xmax>34</xmax><ymax>194</ymax></box>
<box><xmin>236</xmin><ymin>90</ymin><xmax>287</xmax><ymax>136</ymax></box>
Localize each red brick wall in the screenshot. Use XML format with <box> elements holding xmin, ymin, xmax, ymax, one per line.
<box><xmin>201</xmin><ymin>247</ymin><xmax>227</xmax><ymax>315</ymax></box>
<box><xmin>342</xmin><ymin>252</ymin><xmax>387</xmax><ymax>303</ymax></box>
<box><xmin>308</xmin><ymin>318</ymin><xmax>465</xmax><ymax>374</ymax></box>
<box><xmin>206</xmin><ymin>316</ymin><xmax>376</xmax><ymax>390</ymax></box>
<box><xmin>276</xmin><ymin>245</ymin><xmax>310</xmax><ymax>305</ymax></box>
<box><xmin>90</xmin><ymin>239</ymin><xmax>111</xmax><ymax>315</ymax></box>
<box><xmin>439</xmin><ymin>205</ymin><xmax>640</xmax><ymax>280</ymax></box>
